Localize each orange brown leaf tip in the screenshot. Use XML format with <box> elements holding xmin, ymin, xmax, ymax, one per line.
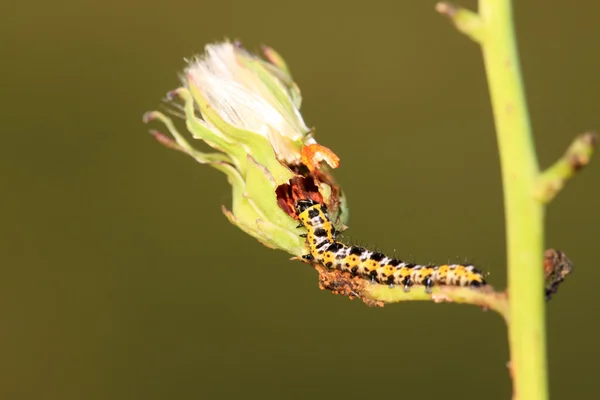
<box><xmin>301</xmin><ymin>143</ymin><xmax>341</xmax><ymax>172</ymax></box>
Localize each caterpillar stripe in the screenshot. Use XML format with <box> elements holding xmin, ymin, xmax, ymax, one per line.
<box><xmin>295</xmin><ymin>199</ymin><xmax>487</xmax><ymax>292</ymax></box>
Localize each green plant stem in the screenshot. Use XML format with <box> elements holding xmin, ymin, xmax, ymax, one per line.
<box><xmin>479</xmin><ymin>1</ymin><xmax>546</xmax><ymax>399</ymax></box>
<box><xmin>438</xmin><ymin>1</ymin><xmax>547</xmax><ymax>398</ymax></box>
<box><xmin>365</xmin><ymin>284</ymin><xmax>510</xmax><ymax>319</ymax></box>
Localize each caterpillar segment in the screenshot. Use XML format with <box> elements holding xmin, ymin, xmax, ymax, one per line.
<box><xmin>295</xmin><ymin>199</ymin><xmax>487</xmax><ymax>292</ymax></box>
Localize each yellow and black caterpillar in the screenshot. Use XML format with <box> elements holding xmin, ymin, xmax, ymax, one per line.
<box><xmin>296</xmin><ymin>199</ymin><xmax>487</xmax><ymax>291</ymax></box>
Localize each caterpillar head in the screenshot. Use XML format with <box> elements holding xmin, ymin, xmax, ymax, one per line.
<box><xmin>295</xmin><ymin>199</ymin><xmax>318</xmax><ymax>215</ymax></box>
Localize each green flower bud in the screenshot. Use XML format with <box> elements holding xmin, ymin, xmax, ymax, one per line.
<box><xmin>144</xmin><ymin>41</ymin><xmax>347</xmax><ymax>257</ymax></box>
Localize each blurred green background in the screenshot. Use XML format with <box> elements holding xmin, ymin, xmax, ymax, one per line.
<box><xmin>2</xmin><ymin>0</ymin><xmax>598</xmax><ymax>399</ymax></box>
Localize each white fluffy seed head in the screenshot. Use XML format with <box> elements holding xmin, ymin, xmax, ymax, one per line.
<box><xmin>184</xmin><ymin>42</ymin><xmax>310</xmax><ymax>163</ymax></box>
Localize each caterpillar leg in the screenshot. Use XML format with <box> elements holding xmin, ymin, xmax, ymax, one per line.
<box><xmin>402</xmin><ymin>277</ymin><xmax>413</xmax><ymax>292</ymax></box>
<box><xmin>423</xmin><ymin>277</ymin><xmax>434</xmax><ymax>294</ymax></box>
<box><xmin>302</xmin><ymin>253</ymin><xmax>314</xmax><ymax>262</ymax></box>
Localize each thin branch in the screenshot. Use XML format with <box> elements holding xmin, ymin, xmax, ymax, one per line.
<box><xmin>436</xmin><ymin>3</ymin><xmax>484</xmax><ymax>43</ymax></box>
<box><xmin>311</xmin><ymin>247</ymin><xmax>571</xmax><ymax>315</ymax></box>
<box><xmin>311</xmin><ymin>264</ymin><xmax>509</xmax><ymax>318</ymax></box>
<box><xmin>534</xmin><ymin>132</ymin><xmax>597</xmax><ymax>203</ymax></box>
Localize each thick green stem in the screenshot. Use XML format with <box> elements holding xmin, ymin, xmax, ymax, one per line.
<box><xmin>438</xmin><ymin>1</ymin><xmax>548</xmax><ymax>398</ymax></box>
<box><xmin>478</xmin><ymin>1</ymin><xmax>546</xmax><ymax>399</ymax></box>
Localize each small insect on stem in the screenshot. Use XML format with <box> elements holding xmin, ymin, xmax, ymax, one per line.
<box><xmin>295</xmin><ymin>199</ymin><xmax>487</xmax><ymax>292</ymax></box>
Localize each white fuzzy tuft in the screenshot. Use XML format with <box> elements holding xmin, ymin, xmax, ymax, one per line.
<box><xmin>185</xmin><ymin>42</ymin><xmax>309</xmax><ymax>163</ymax></box>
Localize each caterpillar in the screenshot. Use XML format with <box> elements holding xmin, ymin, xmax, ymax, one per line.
<box><xmin>295</xmin><ymin>199</ymin><xmax>487</xmax><ymax>292</ymax></box>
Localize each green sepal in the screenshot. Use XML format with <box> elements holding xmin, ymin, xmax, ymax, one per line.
<box><xmin>260</xmin><ymin>46</ymin><xmax>303</xmax><ymax>109</ymax></box>
<box><xmin>219</xmin><ymin>155</ymin><xmax>304</xmax><ymax>255</ymax></box>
